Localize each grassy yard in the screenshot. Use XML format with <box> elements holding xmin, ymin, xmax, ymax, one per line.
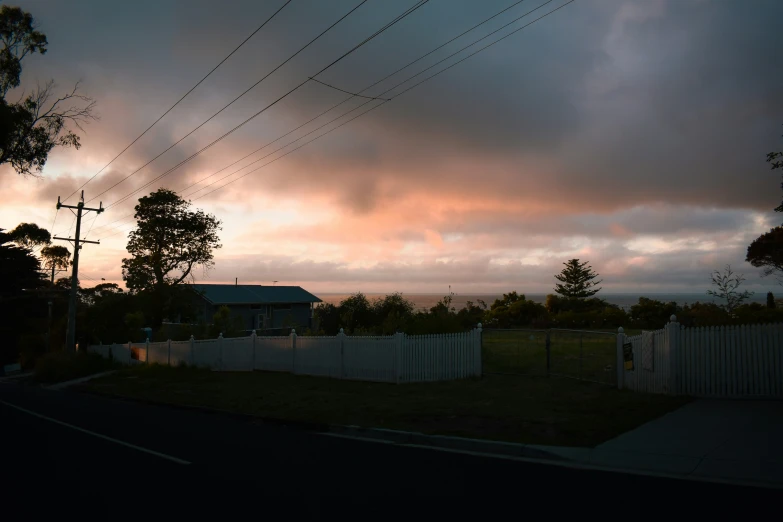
<box><xmin>482</xmin><ymin>329</ymin><xmax>625</xmax><ymax>385</ymax></box>
<box><xmin>79</xmin><ymin>365</ymin><xmax>689</xmax><ymax>447</ymax></box>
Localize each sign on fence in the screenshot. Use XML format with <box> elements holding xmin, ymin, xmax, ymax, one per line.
<box><xmin>623</xmin><ymin>342</ymin><xmax>634</xmax><ymax>371</ymax></box>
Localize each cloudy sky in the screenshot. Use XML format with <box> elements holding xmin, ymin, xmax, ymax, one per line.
<box><xmin>2</xmin><ymin>0</ymin><xmax>782</xmax><ymax>295</ymax></box>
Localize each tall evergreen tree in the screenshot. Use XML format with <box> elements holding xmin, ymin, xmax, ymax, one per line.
<box><xmin>553</xmin><ymin>259</ymin><xmax>602</xmax><ymax>299</ymax></box>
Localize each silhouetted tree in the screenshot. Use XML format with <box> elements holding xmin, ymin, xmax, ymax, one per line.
<box><xmin>0</xmin><ymin>6</ymin><xmax>97</xmax><ymax>176</ymax></box>
<box><xmin>8</xmin><ymin>222</ymin><xmax>50</xmax><ymax>247</ymax></box>
<box><xmin>122</xmin><ymin>189</ymin><xmax>221</xmax><ymax>325</ymax></box>
<box><xmin>747</xmin><ymin>128</ymin><xmax>783</xmax><ymax>280</ymax></box>
<box><xmin>122</xmin><ymin>189</ymin><xmax>221</xmax><ymax>293</ymax></box>
<box><xmin>553</xmin><ymin>259</ymin><xmax>602</xmax><ymax>299</ymax></box>
<box><xmin>747</xmin><ymin>227</ymin><xmax>783</xmax><ymax>283</ymax></box>
<box><xmin>0</xmin><ymin>227</ymin><xmax>45</xmax><ymax>296</ymax></box>
<box><xmin>767</xmin><ymin>291</ymin><xmax>775</xmax><ymax>309</ymax></box>
<box><xmin>40</xmin><ymin>244</ymin><xmax>70</xmax><ymax>277</ymax></box>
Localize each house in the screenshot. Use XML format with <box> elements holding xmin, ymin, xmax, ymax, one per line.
<box><xmin>191</xmin><ymin>284</ymin><xmax>322</xmax><ymax>332</ymax></box>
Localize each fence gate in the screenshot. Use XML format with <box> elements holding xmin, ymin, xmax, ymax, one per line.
<box><xmin>482</xmin><ymin>328</ymin><xmax>617</xmax><ymax>385</ymax></box>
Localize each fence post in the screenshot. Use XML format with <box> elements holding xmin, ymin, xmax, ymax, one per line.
<box><xmin>167</xmin><ymin>339</ymin><xmax>172</xmax><ymax>367</ymax></box>
<box><xmin>476</xmin><ymin>323</ymin><xmax>483</xmax><ymax>377</ymax></box>
<box><xmin>218</xmin><ymin>333</ymin><xmax>224</xmax><ymax>371</ymax></box>
<box><xmin>251</xmin><ymin>330</ymin><xmax>257</xmax><ymax>371</ymax></box>
<box><xmin>616</xmin><ymin>327</ymin><xmax>625</xmax><ymax>390</ymax></box>
<box><xmin>666</xmin><ymin>315</ymin><xmax>680</xmax><ymax>395</ymax></box>
<box><xmin>145</xmin><ymin>338</ymin><xmax>150</xmax><ymax>364</ymax></box>
<box><xmin>189</xmin><ymin>335</ymin><xmax>195</xmax><ymax>367</ymax></box>
<box><xmin>339</xmin><ymin>328</ymin><xmax>345</xmax><ymax>379</ymax></box>
<box><xmin>291</xmin><ymin>329</ymin><xmax>297</xmax><ymax>374</ymax></box>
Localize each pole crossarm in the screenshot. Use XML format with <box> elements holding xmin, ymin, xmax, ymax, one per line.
<box><xmin>53</xmin><ymin>236</ymin><xmax>101</xmax><ymax>245</ymax></box>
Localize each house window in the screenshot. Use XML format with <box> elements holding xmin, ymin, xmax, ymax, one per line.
<box><xmin>250</xmin><ymin>304</ymin><xmax>262</xmax><ymax>310</ymax></box>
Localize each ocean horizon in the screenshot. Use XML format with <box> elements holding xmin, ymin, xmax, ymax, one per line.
<box><xmin>316</xmin><ymin>292</ymin><xmax>769</xmax><ymax>311</ymax></box>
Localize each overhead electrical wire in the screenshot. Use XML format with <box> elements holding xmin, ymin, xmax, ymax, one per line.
<box><xmin>95</xmin><ymin>0</ymin><xmax>575</xmax><ymax>241</ymax></box>
<box><xmin>84</xmin><ymin>0</ymin><xmax>381</xmax><ymax>207</ymax></box>
<box><xmin>62</xmin><ymin>0</ymin><xmax>295</xmax><ymax>203</ymax></box>
<box><xmin>89</xmin><ymin>0</ymin><xmax>530</xmax><ymax>237</ymax></box>
<box><xmin>77</xmin><ymin>0</ymin><xmax>430</xmax><ymax>235</ymax></box>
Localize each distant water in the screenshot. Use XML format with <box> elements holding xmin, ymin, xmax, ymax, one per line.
<box><xmin>317</xmin><ymin>293</ymin><xmax>768</xmax><ymax>312</ymax></box>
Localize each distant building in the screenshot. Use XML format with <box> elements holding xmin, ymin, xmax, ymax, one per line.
<box><xmin>191</xmin><ymin>284</ymin><xmax>322</xmax><ymax>333</ymax></box>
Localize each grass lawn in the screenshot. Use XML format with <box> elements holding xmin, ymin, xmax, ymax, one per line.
<box><xmin>79</xmin><ymin>365</ymin><xmax>689</xmax><ymax>447</ymax></box>
<box><xmin>483</xmin><ymin>329</ymin><xmax>625</xmax><ymax>385</ymax></box>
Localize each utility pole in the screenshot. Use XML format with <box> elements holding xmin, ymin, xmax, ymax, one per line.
<box><xmin>53</xmin><ymin>191</ymin><xmax>103</xmax><ymax>352</ymax></box>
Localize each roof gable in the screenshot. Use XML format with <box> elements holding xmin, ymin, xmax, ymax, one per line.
<box><xmin>192</xmin><ymin>284</ymin><xmax>322</xmax><ymax>305</ymax></box>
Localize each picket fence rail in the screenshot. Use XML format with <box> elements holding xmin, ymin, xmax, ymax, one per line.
<box><xmin>617</xmin><ymin>317</ymin><xmax>783</xmax><ymax>398</ymax></box>
<box><xmin>88</xmin><ymin>326</ymin><xmax>483</xmax><ymax>384</ymax></box>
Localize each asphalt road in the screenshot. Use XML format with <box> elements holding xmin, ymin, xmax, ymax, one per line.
<box><xmin>0</xmin><ymin>381</ymin><xmax>779</xmax><ymax>518</ymax></box>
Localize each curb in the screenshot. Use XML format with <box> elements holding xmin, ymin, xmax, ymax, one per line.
<box><xmin>327</xmin><ymin>425</ymin><xmax>567</xmax><ymax>461</ymax></box>
<box><xmin>73</xmin><ymin>387</ymin><xmax>567</xmax><ymax>462</ymax></box>
<box><xmin>44</xmin><ymin>371</ymin><xmax>119</xmax><ymax>390</ymax></box>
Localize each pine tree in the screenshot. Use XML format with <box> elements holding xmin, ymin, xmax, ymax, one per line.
<box><xmin>553</xmin><ymin>259</ymin><xmax>602</xmax><ymax>299</ymax></box>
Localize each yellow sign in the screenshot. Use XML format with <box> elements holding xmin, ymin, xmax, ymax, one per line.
<box><xmin>623</xmin><ymin>342</ymin><xmax>634</xmax><ymax>371</ymax></box>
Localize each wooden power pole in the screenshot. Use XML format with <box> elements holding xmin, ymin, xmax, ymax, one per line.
<box><xmin>53</xmin><ymin>191</ymin><xmax>103</xmax><ymax>352</ymax></box>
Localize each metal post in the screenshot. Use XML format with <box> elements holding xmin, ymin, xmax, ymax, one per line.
<box><xmin>546</xmin><ymin>331</ymin><xmax>551</xmax><ymax>377</ymax></box>
<box><xmin>291</xmin><ymin>329</ymin><xmax>297</xmax><ymax>374</ymax></box>
<box><xmin>616</xmin><ymin>327</ymin><xmax>625</xmax><ymax>390</ymax></box>
<box><xmin>579</xmin><ymin>334</ymin><xmax>583</xmax><ymax>380</ymax></box>
<box><xmin>145</xmin><ymin>339</ymin><xmax>150</xmax><ymax>364</ymax></box>
<box><xmin>251</xmin><ymin>330</ymin><xmax>257</xmax><ymax>371</ymax></box>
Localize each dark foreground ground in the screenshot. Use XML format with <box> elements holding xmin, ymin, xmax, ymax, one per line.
<box><xmin>0</xmin><ymin>381</ymin><xmax>777</xmax><ymax>518</ymax></box>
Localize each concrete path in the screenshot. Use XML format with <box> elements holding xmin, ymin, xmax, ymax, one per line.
<box><xmin>531</xmin><ymin>399</ymin><xmax>783</xmax><ymax>487</ymax></box>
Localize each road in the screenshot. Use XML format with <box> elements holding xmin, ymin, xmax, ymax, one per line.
<box><xmin>0</xmin><ymin>382</ymin><xmax>779</xmax><ymax>517</ymax></box>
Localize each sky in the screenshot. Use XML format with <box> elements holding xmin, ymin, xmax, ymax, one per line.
<box><xmin>2</xmin><ymin>0</ymin><xmax>782</xmax><ymax>295</ymax></box>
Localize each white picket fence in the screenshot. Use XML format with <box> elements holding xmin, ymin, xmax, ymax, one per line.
<box><xmin>617</xmin><ymin>317</ymin><xmax>783</xmax><ymax>398</ymax></box>
<box><xmin>88</xmin><ymin>326</ymin><xmax>483</xmax><ymax>384</ymax></box>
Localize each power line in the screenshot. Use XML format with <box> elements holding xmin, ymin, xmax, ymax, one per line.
<box><xmin>63</xmin><ymin>0</ymin><xmax>295</xmax><ymax>203</ymax></box>
<box><xmin>91</xmin><ymin>0</ymin><xmax>565</xmax><ymax>240</ymax></box>
<box><xmin>88</xmin><ymin>0</ymin><xmax>532</xmax><ymax>237</ymax></box>
<box><xmin>84</xmin><ymin>0</ymin><xmax>378</xmax><ymax>206</ymax></box>
<box><xmin>96</xmin><ymin>0</ymin><xmax>575</xmax><ymax>240</ymax></box>
<box><xmin>187</xmin><ymin>0</ymin><xmax>569</xmax><ymax>200</ymax></box>
<box><xmin>87</xmin><ymin>0</ymin><xmax>429</xmax><ymax>216</ymax></box>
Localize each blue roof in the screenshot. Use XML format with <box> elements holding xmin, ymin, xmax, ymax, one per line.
<box><xmin>191</xmin><ymin>284</ymin><xmax>321</xmax><ymax>305</ymax></box>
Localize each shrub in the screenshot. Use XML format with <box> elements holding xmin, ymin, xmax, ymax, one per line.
<box><xmin>17</xmin><ymin>333</ymin><xmax>49</xmax><ymax>370</ymax></box>
<box><xmin>34</xmin><ymin>350</ymin><xmax>120</xmax><ymax>384</ymax></box>
<box><xmin>629</xmin><ymin>297</ymin><xmax>680</xmax><ymax>329</ymax></box>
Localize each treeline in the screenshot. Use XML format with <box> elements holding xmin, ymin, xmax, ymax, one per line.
<box><xmin>312</xmin><ymin>292</ymin><xmax>783</xmax><ymax>335</ymax></box>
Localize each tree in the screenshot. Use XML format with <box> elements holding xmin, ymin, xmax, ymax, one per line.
<box><xmin>0</xmin><ymin>6</ymin><xmax>97</xmax><ymax>176</ymax></box>
<box><xmin>767</xmin><ymin>125</ymin><xmax>783</xmax><ymax>212</ymax></box>
<box><xmin>767</xmin><ymin>291</ymin><xmax>775</xmax><ymax>309</ymax></box>
<box><xmin>122</xmin><ymin>189</ymin><xmax>222</xmax><ymax>294</ymax></box>
<box><xmin>8</xmin><ymin>221</ymin><xmax>50</xmax><ymax>247</ymax></box>
<box><xmin>0</xmin><ymin>227</ymin><xmax>45</xmax><ymax>296</ymax></box>
<box><xmin>707</xmin><ymin>265</ymin><xmax>753</xmax><ymax>315</ymax></box>
<box><xmin>747</xmin><ymin>227</ymin><xmax>783</xmax><ymax>283</ymax></box>
<box><xmin>40</xmin><ymin>244</ymin><xmax>70</xmax><ymax>272</ymax></box>
<box><xmin>747</xmin><ymin>128</ymin><xmax>783</xmax><ymax>278</ymax></box>
<box><xmin>553</xmin><ymin>259</ymin><xmax>602</xmax><ymax>299</ymax></box>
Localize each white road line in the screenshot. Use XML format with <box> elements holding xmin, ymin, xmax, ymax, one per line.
<box><xmin>0</xmin><ymin>399</ymin><xmax>191</xmax><ymax>465</ymax></box>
